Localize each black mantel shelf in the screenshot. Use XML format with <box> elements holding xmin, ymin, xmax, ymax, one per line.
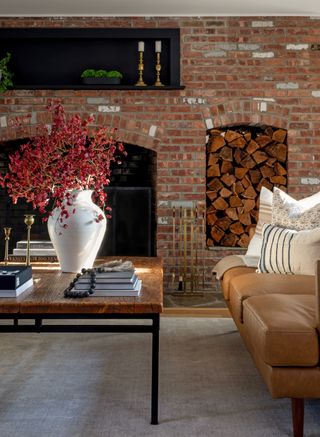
<box><xmin>0</xmin><ymin>28</ymin><xmax>182</xmax><ymax>90</ymax></box>
<box><xmin>13</xmin><ymin>85</ymin><xmax>185</xmax><ymax>91</ymax></box>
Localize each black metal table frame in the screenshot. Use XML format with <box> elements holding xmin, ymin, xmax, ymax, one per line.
<box><xmin>0</xmin><ymin>312</ymin><xmax>160</xmax><ymax>425</ymax></box>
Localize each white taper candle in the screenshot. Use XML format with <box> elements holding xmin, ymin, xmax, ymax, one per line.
<box><xmin>155</xmin><ymin>40</ymin><xmax>162</xmax><ymax>53</ymax></box>
<box><xmin>138</xmin><ymin>41</ymin><xmax>145</xmax><ymax>52</ymax></box>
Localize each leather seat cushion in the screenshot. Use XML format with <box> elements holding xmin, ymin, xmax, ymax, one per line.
<box><xmin>243</xmin><ymin>294</ymin><xmax>319</xmax><ymax>367</ymax></box>
<box><xmin>229</xmin><ymin>273</ymin><xmax>315</xmax><ymax>325</ymax></box>
<box><xmin>221</xmin><ymin>267</ymin><xmax>256</xmax><ymax>300</ymax></box>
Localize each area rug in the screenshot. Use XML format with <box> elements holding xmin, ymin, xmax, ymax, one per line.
<box><xmin>0</xmin><ymin>317</ymin><xmax>319</xmax><ymax>437</ymax></box>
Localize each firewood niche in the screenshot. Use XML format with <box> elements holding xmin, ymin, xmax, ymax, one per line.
<box><xmin>206</xmin><ymin>125</ymin><xmax>287</xmax><ymax>248</ymax></box>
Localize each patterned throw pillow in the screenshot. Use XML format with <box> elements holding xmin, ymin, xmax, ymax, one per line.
<box><xmin>272</xmin><ymin>187</ymin><xmax>320</xmax><ymax>230</ymax></box>
<box><xmin>258</xmin><ymin>224</ymin><xmax>320</xmax><ymax>275</ymax></box>
<box><xmin>246</xmin><ymin>187</ymin><xmax>273</xmax><ymax>257</ymax></box>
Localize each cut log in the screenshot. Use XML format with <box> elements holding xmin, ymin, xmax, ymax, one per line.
<box><xmin>207</xmin><ymin>204</ymin><xmax>216</xmax><ymax>214</ymax></box>
<box><xmin>208</xmin><ymin>153</ymin><xmax>219</xmax><ymax>166</ymax></box>
<box><xmin>272</xmin><ymin>129</ymin><xmax>287</xmax><ymax>143</ymax></box>
<box><xmin>253</xmin><ymin>150</ymin><xmax>268</xmax><ymax>164</ymax></box>
<box><xmin>224</xmin><ymin>130</ymin><xmax>242</xmax><ymax>143</ymax></box>
<box><xmin>230</xmin><ymin>222</ymin><xmax>244</xmax><ymax>235</ymax></box>
<box><xmin>249</xmin><ymin>169</ymin><xmax>262</xmax><ymax>184</ymax></box>
<box><xmin>213</xmin><ymin>197</ymin><xmax>229</xmax><ymax>210</ymax></box>
<box><xmin>274</xmin><ymin>162</ymin><xmax>287</xmax><ymax>176</ymax></box>
<box><xmin>260</xmin><ymin>165</ymin><xmax>275</xmax><ymax>178</ymax></box>
<box><xmin>208</xmin><ymin>135</ymin><xmax>226</xmax><ymax>152</ymax></box>
<box><xmin>226</xmin><ymin>208</ymin><xmax>238</xmax><ymax>221</ymax></box>
<box><xmin>266</xmin><ymin>157</ymin><xmax>277</xmax><ymax>167</ymax></box>
<box><xmin>238</xmin><ymin>233</ymin><xmax>250</xmax><ymax>247</ymax></box>
<box><xmin>206</xmin><ymin>190</ymin><xmax>218</xmax><ymax>201</ymax></box>
<box><xmin>234</xmin><ymin>149</ymin><xmax>247</xmax><ymax>165</ymax></box>
<box><xmin>239</xmin><ymin>212</ymin><xmax>252</xmax><ymax>226</ymax></box>
<box><xmin>210</xmin><ymin>128</ymin><xmax>223</xmax><ymax>136</ymax></box>
<box><xmin>221</xmin><ymin>173</ymin><xmax>236</xmax><ymax>187</ymax></box>
<box><xmin>240</xmin><ymin>176</ymin><xmax>251</xmax><ymax>189</ymax></box>
<box><xmin>240</xmin><ymin>155</ymin><xmax>256</xmax><ymax>169</ymax></box>
<box><xmin>264</xmin><ymin>126</ymin><xmax>274</xmax><ymax>138</ymax></box>
<box><xmin>229</xmin><ymin>136</ymin><xmax>247</xmax><ymax>149</ymax></box>
<box><xmin>246</xmin><ymin>140</ymin><xmax>260</xmax><ymax>155</ymax></box>
<box><xmin>229</xmin><ymin>195</ymin><xmax>243</xmax><ymax>207</ymax></box>
<box><xmin>256</xmin><ymin>178</ymin><xmax>273</xmax><ymax>192</ymax></box>
<box><xmin>221</xmin><ymin>160</ymin><xmax>233</xmax><ymax>174</ymax></box>
<box><xmin>206</xmin><ymin>212</ymin><xmax>217</xmax><ymax>226</ymax></box>
<box><xmin>207</xmin><ymin>164</ymin><xmax>221</xmax><ymax>177</ymax></box>
<box><xmin>243</xmin><ymin>198</ymin><xmax>256</xmax><ymax>212</ymax></box>
<box><xmin>235</xmin><ymin>167</ymin><xmax>249</xmax><ymax>180</ymax></box>
<box><xmin>265</xmin><ymin>143</ymin><xmax>287</xmax><ymax>162</ymax></box>
<box><xmin>215</xmin><ymin>217</ymin><xmax>232</xmax><ymax>231</ymax></box>
<box><xmin>221</xmin><ymin>233</ymin><xmax>238</xmax><ymax>247</ymax></box>
<box><xmin>211</xmin><ymin>225</ymin><xmax>224</xmax><ymax>242</ymax></box>
<box><xmin>219</xmin><ymin>146</ymin><xmax>233</xmax><ymax>161</ymax></box>
<box><xmin>234</xmin><ymin>181</ymin><xmax>245</xmax><ymax>195</ymax></box>
<box><xmin>255</xmin><ymin>134</ymin><xmax>272</xmax><ymax>147</ymax></box>
<box><xmin>270</xmin><ymin>175</ymin><xmax>287</xmax><ymax>185</ymax></box>
<box><xmin>207</xmin><ymin>178</ymin><xmax>224</xmax><ymax>191</ymax></box>
<box><xmin>220</xmin><ymin>187</ymin><xmax>233</xmax><ymax>198</ymax></box>
<box><xmin>242</xmin><ymin>185</ymin><xmax>257</xmax><ymax>199</ymax></box>
<box><xmin>244</xmin><ymin>132</ymin><xmax>252</xmax><ymax>142</ymax></box>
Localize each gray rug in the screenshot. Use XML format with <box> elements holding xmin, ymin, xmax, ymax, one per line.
<box><xmin>0</xmin><ymin>317</ymin><xmax>319</xmax><ymax>437</ymax></box>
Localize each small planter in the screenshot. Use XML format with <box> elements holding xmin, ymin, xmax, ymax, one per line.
<box><xmin>82</xmin><ymin>77</ymin><xmax>121</xmax><ymax>85</ymax></box>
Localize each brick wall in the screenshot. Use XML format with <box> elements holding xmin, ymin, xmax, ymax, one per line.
<box><xmin>0</xmin><ymin>16</ymin><xmax>319</xmax><ymax>291</ymax></box>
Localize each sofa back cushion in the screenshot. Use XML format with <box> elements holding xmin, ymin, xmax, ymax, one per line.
<box><xmin>258</xmin><ymin>224</ymin><xmax>320</xmax><ymax>275</ymax></box>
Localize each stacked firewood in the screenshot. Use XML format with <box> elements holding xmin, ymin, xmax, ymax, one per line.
<box><xmin>206</xmin><ymin>126</ymin><xmax>287</xmax><ymax>247</ymax></box>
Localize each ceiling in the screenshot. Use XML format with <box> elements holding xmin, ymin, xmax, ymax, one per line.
<box><xmin>1</xmin><ymin>0</ymin><xmax>320</xmax><ymax>17</ymax></box>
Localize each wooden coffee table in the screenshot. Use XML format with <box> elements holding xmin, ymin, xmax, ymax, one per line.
<box><xmin>0</xmin><ymin>256</ymin><xmax>163</xmax><ymax>425</ymax></box>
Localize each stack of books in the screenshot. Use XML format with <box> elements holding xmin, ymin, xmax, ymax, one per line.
<box><xmin>0</xmin><ymin>265</ymin><xmax>33</xmax><ymax>297</ymax></box>
<box><xmin>72</xmin><ymin>269</ymin><xmax>142</xmax><ymax>297</ymax></box>
<box><xmin>13</xmin><ymin>240</ymin><xmax>56</xmax><ymax>257</ymax></box>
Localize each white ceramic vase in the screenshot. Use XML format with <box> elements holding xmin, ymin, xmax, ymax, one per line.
<box><xmin>47</xmin><ymin>190</ymin><xmax>106</xmax><ymax>273</ymax></box>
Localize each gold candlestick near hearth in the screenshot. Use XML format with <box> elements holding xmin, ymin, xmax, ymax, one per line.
<box><xmin>3</xmin><ymin>227</ymin><xmax>12</xmax><ymax>266</ymax></box>
<box><xmin>24</xmin><ymin>215</ymin><xmax>35</xmax><ymax>266</ymax></box>
<box><xmin>154</xmin><ymin>40</ymin><xmax>164</xmax><ymax>86</ymax></box>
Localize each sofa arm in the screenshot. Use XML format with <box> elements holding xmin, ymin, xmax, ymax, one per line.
<box><xmin>316</xmin><ymin>260</ymin><xmax>320</xmax><ymax>330</ymax></box>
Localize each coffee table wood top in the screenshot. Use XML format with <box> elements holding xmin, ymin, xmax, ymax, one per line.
<box><xmin>0</xmin><ymin>257</ymin><xmax>163</xmax><ymax>315</ymax></box>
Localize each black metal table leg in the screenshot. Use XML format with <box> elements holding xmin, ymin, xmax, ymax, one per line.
<box><xmin>151</xmin><ymin>313</ymin><xmax>160</xmax><ymax>425</ymax></box>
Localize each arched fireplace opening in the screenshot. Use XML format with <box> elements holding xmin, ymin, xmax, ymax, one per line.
<box><xmin>0</xmin><ymin>139</ymin><xmax>157</xmax><ymax>260</ymax></box>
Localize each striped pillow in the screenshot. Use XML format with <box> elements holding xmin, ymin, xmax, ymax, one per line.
<box><xmin>258</xmin><ymin>224</ymin><xmax>320</xmax><ymax>275</ymax></box>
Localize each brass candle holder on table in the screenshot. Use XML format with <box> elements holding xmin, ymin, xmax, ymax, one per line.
<box><xmin>154</xmin><ymin>41</ymin><xmax>164</xmax><ymax>86</ymax></box>
<box><xmin>24</xmin><ymin>214</ymin><xmax>35</xmax><ymax>266</ymax></box>
<box><xmin>3</xmin><ymin>227</ymin><xmax>12</xmax><ymax>266</ymax></box>
<box><xmin>135</xmin><ymin>41</ymin><xmax>147</xmax><ymax>86</ymax></box>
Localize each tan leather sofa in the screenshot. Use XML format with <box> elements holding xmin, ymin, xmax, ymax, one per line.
<box><xmin>219</xmin><ymin>260</ymin><xmax>320</xmax><ymax>437</ymax></box>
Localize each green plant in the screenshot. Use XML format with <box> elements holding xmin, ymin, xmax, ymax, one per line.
<box><xmin>106</xmin><ymin>70</ymin><xmax>123</xmax><ymax>79</ymax></box>
<box><xmin>81</xmin><ymin>69</ymin><xmax>123</xmax><ymax>79</ymax></box>
<box><xmin>0</xmin><ymin>52</ymin><xmax>14</xmax><ymax>93</ymax></box>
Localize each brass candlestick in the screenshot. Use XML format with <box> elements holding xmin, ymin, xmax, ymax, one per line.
<box><xmin>154</xmin><ymin>52</ymin><xmax>164</xmax><ymax>86</ymax></box>
<box><xmin>24</xmin><ymin>214</ymin><xmax>35</xmax><ymax>266</ymax></box>
<box><xmin>3</xmin><ymin>227</ymin><xmax>12</xmax><ymax>266</ymax></box>
<box><xmin>135</xmin><ymin>51</ymin><xmax>147</xmax><ymax>86</ymax></box>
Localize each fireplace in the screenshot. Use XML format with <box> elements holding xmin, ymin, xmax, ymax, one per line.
<box><xmin>0</xmin><ymin>139</ymin><xmax>157</xmax><ymax>260</ymax></box>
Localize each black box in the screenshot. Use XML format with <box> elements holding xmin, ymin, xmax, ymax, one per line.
<box><xmin>0</xmin><ymin>265</ymin><xmax>33</xmax><ymax>289</ymax></box>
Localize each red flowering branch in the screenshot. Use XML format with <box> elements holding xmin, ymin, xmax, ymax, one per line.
<box><xmin>0</xmin><ymin>103</ymin><xmax>126</xmax><ymax>221</ymax></box>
